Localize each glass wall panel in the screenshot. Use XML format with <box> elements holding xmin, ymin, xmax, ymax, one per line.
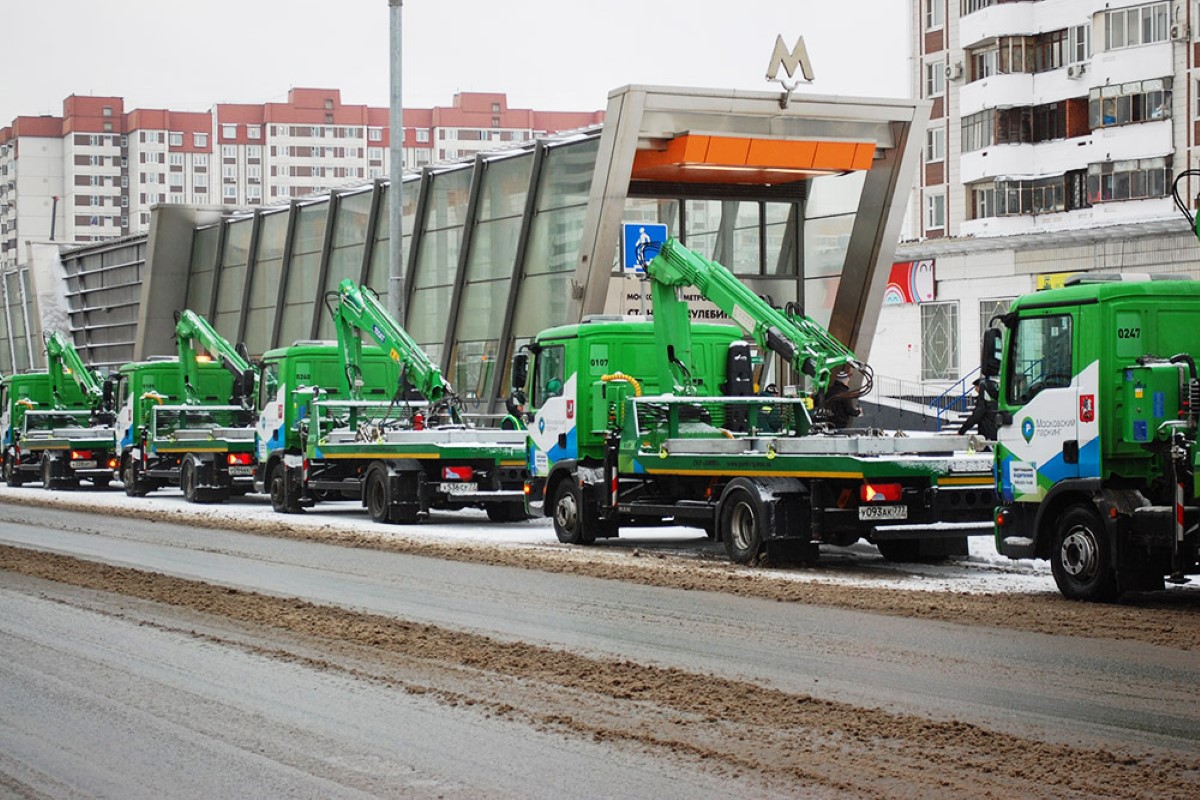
<box><xmin>803</xmin><ymin>214</ymin><xmax>855</xmax><ymax>278</ymax></box>
<box><xmin>6</xmin><ymin>272</ymin><xmax>29</xmax><ymax>371</ymax></box>
<box><xmin>806</xmin><ymin>171</ymin><xmax>866</xmax><ymax>217</ymax></box>
<box><xmin>185</xmin><ymin>225</ymin><xmax>220</xmax><ymax>314</ymax></box>
<box><xmin>766</xmin><ymin>202</ymin><xmax>798</xmax><ymax>276</ymax></box>
<box><xmin>244</xmin><ymin>209</ymin><xmax>289</xmax><ymax>355</ymax></box>
<box><xmin>316</xmin><ymin>190</ymin><xmax>373</xmax><ymax>338</ymax></box>
<box><xmin>509</xmin><ymin>138</ymin><xmax>599</xmax><ymax>350</ymax></box>
<box><xmin>804</xmin><ymin>275</ymin><xmax>840</xmax><ymax>329</ymax></box>
<box><xmin>0</xmin><ymin>280</ymin><xmax>11</xmax><ymax>372</ymax></box>
<box><xmin>212</xmin><ymin>217</ymin><xmax>253</xmax><ymax>337</ymax></box>
<box><xmin>477</xmin><ymin>154</ymin><xmax>532</xmax><ymax>220</ymax></box>
<box><xmin>366</xmin><ymin>179</ymin><xmax>419</xmax><ymax>309</ymax></box>
<box><xmin>278</xmin><ymin>203</ymin><xmax>328</xmax><ymax>344</ymax></box>
<box><xmin>407</xmin><ymin>166</ymin><xmax>473</xmax><ymax>350</ymax></box>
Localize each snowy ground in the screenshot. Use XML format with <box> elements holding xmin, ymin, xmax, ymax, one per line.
<box><xmin>0</xmin><ymin>482</ymin><xmax>1072</xmax><ymax>597</ymax></box>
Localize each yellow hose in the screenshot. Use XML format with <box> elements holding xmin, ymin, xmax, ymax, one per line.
<box><xmin>601</xmin><ymin>372</ymin><xmax>643</xmax><ymax>396</ymax></box>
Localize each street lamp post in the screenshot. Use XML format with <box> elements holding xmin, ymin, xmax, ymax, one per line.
<box><xmin>388</xmin><ymin>0</ymin><xmax>405</xmax><ymax>325</ymax></box>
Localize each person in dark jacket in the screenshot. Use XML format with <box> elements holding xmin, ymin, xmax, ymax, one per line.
<box><xmin>500</xmin><ymin>390</ymin><xmax>526</xmax><ymax>430</ymax></box>
<box><xmin>823</xmin><ymin>370</ymin><xmax>861</xmax><ymax>429</ymax></box>
<box><xmin>958</xmin><ymin>377</ymin><xmax>998</xmax><ymax>439</ymax></box>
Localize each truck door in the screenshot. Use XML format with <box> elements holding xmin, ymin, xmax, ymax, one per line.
<box><xmin>998</xmin><ymin>310</ymin><xmax>1086</xmax><ymax>502</ymax></box>
<box><xmin>527</xmin><ymin>344</ymin><xmax>576</xmax><ymax>477</ymax></box>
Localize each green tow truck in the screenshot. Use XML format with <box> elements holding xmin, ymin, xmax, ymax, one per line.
<box><xmin>517</xmin><ymin>240</ymin><xmax>995</xmax><ymax>563</ymax></box>
<box><xmin>986</xmin><ymin>276</ymin><xmax>1200</xmax><ymax>600</ymax></box>
<box><xmin>116</xmin><ymin>310</ymin><xmax>258</xmax><ymax>502</ymax></box>
<box><xmin>1</xmin><ymin>331</ymin><xmax>118</xmax><ymax>489</ymax></box>
<box><xmin>257</xmin><ymin>280</ymin><xmax>527</xmax><ymax>523</ymax></box>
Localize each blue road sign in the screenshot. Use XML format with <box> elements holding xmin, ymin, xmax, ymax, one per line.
<box><xmin>622</xmin><ymin>223</ymin><xmax>668</xmax><ymax>272</ymax></box>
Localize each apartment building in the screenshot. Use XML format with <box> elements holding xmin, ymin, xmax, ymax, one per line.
<box><xmin>876</xmin><ymin>1</ymin><xmax>1200</xmax><ymax>393</ymax></box>
<box><xmin>0</xmin><ymin>89</ymin><xmax>603</xmax><ymax>271</ymax></box>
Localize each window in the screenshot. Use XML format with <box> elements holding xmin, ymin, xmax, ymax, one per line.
<box><xmin>247</xmin><ymin>185</ymin><xmax>261</xmax><ymax>199</ymax></box>
<box><xmin>194</xmin><ymin>133</ymin><xmax>208</xmax><ymax>148</ymax></box>
<box><xmin>168</xmin><ymin>153</ymin><xmax>183</xmax><ymax>167</ymax></box>
<box><xmin>247</xmin><ymin>145</ymin><xmax>261</xmax><ymax>159</ymax></box>
<box><xmin>971</xmin><ymin>184</ymin><xmax>996</xmax><ymax>219</ymax></box>
<box><xmin>971</xmin><ymin>48</ymin><xmax>999</xmax><ymax>80</ymax></box>
<box><xmin>925</xmin><ymin>0</ymin><xmax>944</xmax><ymax>30</ymax></box>
<box><xmin>925</xmin><ymin>192</ymin><xmax>945</xmax><ymax>229</ymax></box>
<box><xmin>222</xmin><ymin>123</ymin><xmax>237</xmax><ymax>139</ymax></box>
<box><xmin>926</xmin><ymin>126</ymin><xmax>945</xmax><ymax>162</ymax></box>
<box><xmin>921</xmin><ymin>302</ymin><xmax>959</xmax><ymax>381</ymax></box>
<box><xmin>102</xmin><ymin>106</ymin><xmax>113</xmax><ymax>117</ymax></box>
<box><xmin>247</xmin><ymin>125</ymin><xmax>261</xmax><ymax>139</ymax></box>
<box><xmin>961</xmin><ymin>110</ymin><xmax>995</xmax><ymax>153</ymax></box>
<box><xmin>534</xmin><ymin>345</ymin><xmax>566</xmax><ymax>406</ymax></box>
<box><xmin>195</xmin><ymin>153</ymin><xmax>208</xmax><ymax>167</ymax></box>
<box><xmin>1086</xmin><ymin>156</ymin><xmax>1170</xmax><ymax>203</ymax></box>
<box><xmin>1105</xmin><ymin>3</ymin><xmax>1170</xmax><ymax>49</ymax></box>
<box><xmin>223</xmin><ymin>185</ymin><xmax>237</xmax><ymax>199</ymax></box>
<box><xmin>415</xmin><ymin>130</ymin><xmax>429</xmax><ymax>143</ymax></box>
<box><xmin>1069</xmin><ymin>24</ymin><xmax>1091</xmax><ymax>63</ymax></box>
<box><xmin>368</xmin><ymin>128</ymin><xmax>382</xmax><ymax>142</ymax></box>
<box><xmin>222</xmin><ymin>145</ymin><xmax>237</xmax><ymax>158</ymax></box>
<box><xmin>1006</xmin><ymin>314</ymin><xmax>1073</xmax><ymax>404</ymax></box>
<box><xmin>1089</xmin><ymin>79</ymin><xmax>1171</xmax><ymax>128</ymax></box>
<box><xmin>247</xmin><ymin>165</ymin><xmax>261</xmax><ymax>179</ymax></box>
<box><xmin>169</xmin><ymin>132</ymin><xmax>183</xmax><ymax>147</ymax></box>
<box><xmin>194</xmin><ymin>174</ymin><xmax>207</xmax><ymax>188</ymax></box>
<box><xmin>979</xmin><ymin>298</ymin><xmax>1013</xmax><ymax>339</ymax></box>
<box><xmin>925</xmin><ymin>61</ymin><xmax>945</xmax><ymax>97</ymax></box>
<box><xmin>223</xmin><ymin>165</ymin><xmax>237</xmax><ymax>179</ymax></box>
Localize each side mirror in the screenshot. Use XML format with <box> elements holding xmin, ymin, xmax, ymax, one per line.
<box><xmin>511</xmin><ymin>352</ymin><xmax>529</xmax><ymax>392</ymax></box>
<box><xmin>980</xmin><ymin>328</ymin><xmax>1002</xmax><ymax>378</ymax></box>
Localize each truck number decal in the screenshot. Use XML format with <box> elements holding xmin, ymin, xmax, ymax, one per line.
<box><xmin>1116</xmin><ymin>327</ymin><xmax>1141</xmax><ymax>339</ymax></box>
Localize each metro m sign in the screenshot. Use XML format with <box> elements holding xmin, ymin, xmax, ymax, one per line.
<box><xmin>766</xmin><ymin>35</ymin><xmax>814</xmax><ymax>83</ymax></box>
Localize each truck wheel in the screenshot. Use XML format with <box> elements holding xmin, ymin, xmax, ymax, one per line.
<box><xmin>40</xmin><ymin>456</ymin><xmax>64</xmax><ymax>490</ymax></box>
<box><xmin>1052</xmin><ymin>505</ymin><xmax>1120</xmax><ymax>602</ymax></box>
<box><xmin>122</xmin><ymin>457</ymin><xmax>150</xmax><ymax>497</ymax></box>
<box><xmin>365</xmin><ymin>469</ymin><xmax>391</xmax><ymax>524</ymax></box>
<box><xmin>875</xmin><ymin>539</ymin><xmax>921</xmax><ymax>563</ymax></box>
<box><xmin>4</xmin><ymin>454</ymin><xmax>23</xmax><ymax>488</ymax></box>
<box><xmin>486</xmin><ymin>501</ymin><xmax>528</xmax><ymax>523</ymax></box>
<box><xmin>182</xmin><ymin>458</ymin><xmax>199</xmax><ymax>503</ymax></box>
<box><xmin>720</xmin><ymin>482</ymin><xmax>766</xmax><ymax>564</ymax></box>
<box><xmin>269</xmin><ymin>462</ymin><xmax>302</xmax><ymax>514</ymax></box>
<box><xmin>551</xmin><ymin>480</ymin><xmax>594</xmax><ymax>545</ymax></box>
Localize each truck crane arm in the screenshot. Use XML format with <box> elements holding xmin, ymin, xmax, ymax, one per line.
<box><xmin>173</xmin><ymin>310</ymin><xmax>257</xmax><ymax>408</ymax></box>
<box><xmin>325</xmin><ymin>279</ymin><xmax>460</xmax><ymax>420</ymax></box>
<box><xmin>44</xmin><ymin>330</ymin><xmax>111</xmax><ymax>415</ymax></box>
<box><xmin>646</xmin><ymin>238</ymin><xmax>871</xmax><ymax>397</ymax></box>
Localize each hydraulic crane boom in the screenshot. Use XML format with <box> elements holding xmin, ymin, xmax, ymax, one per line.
<box><xmin>326</xmin><ymin>279</ymin><xmax>460</xmax><ymax>419</ymax></box>
<box><xmin>646</xmin><ymin>238</ymin><xmax>870</xmax><ymax>397</ymax></box>
<box><xmin>44</xmin><ymin>330</ymin><xmax>110</xmax><ymax>415</ymax></box>
<box><xmin>173</xmin><ymin>310</ymin><xmax>257</xmax><ymax>408</ymax></box>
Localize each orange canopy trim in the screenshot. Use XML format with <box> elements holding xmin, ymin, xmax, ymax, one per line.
<box><xmin>631</xmin><ymin>134</ymin><xmax>876</xmax><ymax>185</ymax></box>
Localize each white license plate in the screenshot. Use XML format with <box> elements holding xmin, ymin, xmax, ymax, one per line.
<box><xmin>442</xmin><ymin>481</ymin><xmax>478</xmax><ymax>495</ymax></box>
<box><xmin>228</xmin><ymin>465</ymin><xmax>254</xmax><ymax>476</ymax></box>
<box><xmin>858</xmin><ymin>504</ymin><xmax>908</xmax><ymax>521</ymax></box>
<box><xmin>70</xmin><ymin>460</ymin><xmax>98</xmax><ymax>470</ymax></box>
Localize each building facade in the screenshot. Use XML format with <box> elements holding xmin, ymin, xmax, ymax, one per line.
<box><xmin>883</xmin><ymin>1</ymin><xmax>1200</xmax><ymax>411</ymax></box>
<box><xmin>0</xmin><ymin>90</ymin><xmax>604</xmax><ymax>272</ymax></box>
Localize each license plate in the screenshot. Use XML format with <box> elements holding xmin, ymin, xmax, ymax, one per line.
<box><xmin>228</xmin><ymin>465</ymin><xmax>254</xmax><ymax>476</ymax></box>
<box><xmin>858</xmin><ymin>504</ymin><xmax>907</xmax><ymax>521</ymax></box>
<box><xmin>71</xmin><ymin>460</ymin><xmax>98</xmax><ymax>470</ymax></box>
<box><xmin>442</xmin><ymin>481</ymin><xmax>478</xmax><ymax>495</ymax></box>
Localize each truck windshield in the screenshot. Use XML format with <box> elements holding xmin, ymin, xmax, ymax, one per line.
<box><xmin>1006</xmin><ymin>313</ymin><xmax>1073</xmax><ymax>405</ymax></box>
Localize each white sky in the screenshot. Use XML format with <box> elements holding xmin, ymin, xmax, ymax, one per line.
<box><xmin>6</xmin><ymin>0</ymin><xmax>910</xmax><ymax>123</ymax></box>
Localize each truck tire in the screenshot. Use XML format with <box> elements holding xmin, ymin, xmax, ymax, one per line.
<box><xmin>719</xmin><ymin>480</ymin><xmax>767</xmax><ymax>564</ymax></box>
<box><xmin>122</xmin><ymin>457</ymin><xmax>151</xmax><ymax>497</ymax></box>
<box><xmin>875</xmin><ymin>539</ymin><xmax>922</xmax><ymax>563</ymax></box>
<box><xmin>486</xmin><ymin>501</ymin><xmax>528</xmax><ymax>522</ymax></box>
<box><xmin>182</xmin><ymin>456</ymin><xmax>223</xmax><ymax>504</ymax></box>
<box><xmin>365</xmin><ymin>469</ymin><xmax>391</xmax><ymax>524</ymax></box>
<box><xmin>1052</xmin><ymin>505</ymin><xmax>1120</xmax><ymax>602</ymax></box>
<box><xmin>269</xmin><ymin>461</ymin><xmax>302</xmax><ymax>514</ymax></box>
<box><xmin>551</xmin><ymin>479</ymin><xmax>595</xmax><ymax>545</ymax></box>
<box><xmin>4</xmin><ymin>454</ymin><xmax>24</xmax><ymax>488</ymax></box>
